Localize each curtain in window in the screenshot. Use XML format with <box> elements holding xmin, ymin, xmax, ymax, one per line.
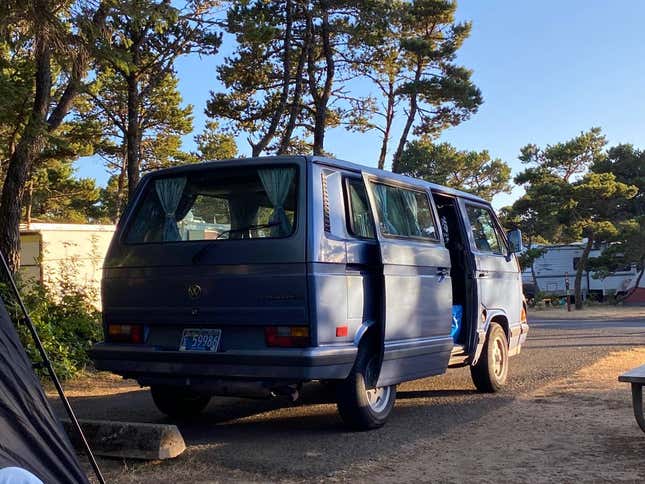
<box><xmin>388</xmin><ymin>188</ymin><xmax>413</xmax><ymax>235</ymax></box>
<box><xmin>229</xmin><ymin>196</ymin><xmax>260</xmax><ymax>239</ymax></box>
<box><xmin>400</xmin><ymin>190</ymin><xmax>422</xmax><ymax>236</ymax></box>
<box><xmin>258</xmin><ymin>167</ymin><xmax>295</xmax><ymax>236</ymax></box>
<box><xmin>349</xmin><ymin>186</ymin><xmax>374</xmax><ymax>238</ymax></box>
<box><xmin>373</xmin><ymin>184</ymin><xmax>397</xmax><ymax>234</ymax></box>
<box><xmin>155</xmin><ymin>177</ymin><xmax>187</xmax><ymax>241</ymax></box>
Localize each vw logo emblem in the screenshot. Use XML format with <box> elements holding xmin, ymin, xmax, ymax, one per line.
<box><xmin>187</xmin><ymin>284</ymin><xmax>202</xmax><ymax>300</ymax></box>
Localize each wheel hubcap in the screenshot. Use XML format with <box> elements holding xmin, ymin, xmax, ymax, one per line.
<box><xmin>492</xmin><ymin>337</ymin><xmax>505</xmax><ymax>378</ymax></box>
<box><xmin>365</xmin><ymin>385</ymin><xmax>391</xmax><ymax>413</ymax></box>
<box><xmin>364</xmin><ymin>356</ymin><xmax>391</xmax><ymax>413</ymax></box>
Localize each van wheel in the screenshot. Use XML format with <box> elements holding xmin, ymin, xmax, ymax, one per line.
<box><xmin>336</xmin><ymin>343</ymin><xmax>396</xmax><ymax>430</ymax></box>
<box><xmin>150</xmin><ymin>385</ymin><xmax>211</xmax><ymax>418</ymax></box>
<box><xmin>470</xmin><ymin>322</ymin><xmax>509</xmax><ymax>392</ymax></box>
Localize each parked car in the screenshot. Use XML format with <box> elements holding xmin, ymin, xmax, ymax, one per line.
<box><xmin>90</xmin><ymin>156</ymin><xmax>529</xmax><ymax>430</ymax></box>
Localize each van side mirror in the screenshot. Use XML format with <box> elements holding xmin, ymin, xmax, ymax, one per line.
<box><xmin>507</xmin><ymin>228</ymin><xmax>523</xmax><ymax>253</ymax></box>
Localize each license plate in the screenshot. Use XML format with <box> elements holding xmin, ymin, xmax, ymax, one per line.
<box><xmin>179</xmin><ymin>329</ymin><xmax>221</xmax><ymax>352</ymax></box>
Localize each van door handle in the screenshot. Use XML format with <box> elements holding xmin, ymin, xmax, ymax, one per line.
<box><xmin>437</xmin><ymin>267</ymin><xmax>449</xmax><ymax>281</ymax></box>
<box><xmin>478</xmin><ymin>271</ymin><xmax>488</xmax><ymax>278</ymax></box>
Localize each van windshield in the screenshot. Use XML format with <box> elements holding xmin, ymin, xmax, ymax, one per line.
<box><xmin>124</xmin><ymin>165</ymin><xmax>298</xmax><ymax>243</ymax></box>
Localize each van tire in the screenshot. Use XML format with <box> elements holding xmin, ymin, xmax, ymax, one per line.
<box><xmin>150</xmin><ymin>385</ymin><xmax>211</xmax><ymax>418</ymax></box>
<box><xmin>336</xmin><ymin>343</ymin><xmax>396</xmax><ymax>430</ymax></box>
<box><xmin>470</xmin><ymin>322</ymin><xmax>509</xmax><ymax>393</ymax></box>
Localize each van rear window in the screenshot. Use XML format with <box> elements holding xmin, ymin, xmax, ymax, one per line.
<box><xmin>124</xmin><ymin>166</ymin><xmax>297</xmax><ymax>243</ymax></box>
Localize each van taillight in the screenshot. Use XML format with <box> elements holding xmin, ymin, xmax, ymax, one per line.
<box><xmin>107</xmin><ymin>324</ymin><xmax>143</xmax><ymax>344</ymax></box>
<box><xmin>265</xmin><ymin>326</ymin><xmax>310</xmax><ymax>348</ymax></box>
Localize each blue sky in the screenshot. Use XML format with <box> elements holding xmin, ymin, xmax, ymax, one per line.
<box><xmin>75</xmin><ymin>0</ymin><xmax>645</xmax><ymax>209</ymax></box>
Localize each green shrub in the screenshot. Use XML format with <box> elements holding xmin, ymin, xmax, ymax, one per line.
<box><xmin>1</xmin><ymin>266</ymin><xmax>102</xmax><ymax>380</ymax></box>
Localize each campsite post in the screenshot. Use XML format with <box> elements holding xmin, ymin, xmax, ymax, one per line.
<box><xmin>565</xmin><ymin>272</ymin><xmax>571</xmax><ymax>312</ymax></box>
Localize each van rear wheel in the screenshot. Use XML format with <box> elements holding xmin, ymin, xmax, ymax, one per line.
<box><xmin>336</xmin><ymin>343</ymin><xmax>396</xmax><ymax>430</ymax></box>
<box><xmin>150</xmin><ymin>385</ymin><xmax>211</xmax><ymax>418</ymax></box>
<box><xmin>470</xmin><ymin>322</ymin><xmax>509</xmax><ymax>392</ymax></box>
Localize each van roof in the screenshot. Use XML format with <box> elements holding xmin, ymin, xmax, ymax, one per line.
<box><xmin>144</xmin><ymin>155</ymin><xmax>489</xmax><ymax>205</ymax></box>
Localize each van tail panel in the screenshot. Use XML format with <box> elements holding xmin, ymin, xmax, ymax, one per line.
<box><xmin>102</xmin><ymin>263</ymin><xmax>309</xmax><ymax>351</ymax></box>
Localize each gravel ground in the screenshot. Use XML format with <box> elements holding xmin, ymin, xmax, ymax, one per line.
<box><xmin>52</xmin><ymin>311</ymin><xmax>645</xmax><ymax>483</ymax></box>
<box><xmin>528</xmin><ymin>305</ymin><xmax>645</xmax><ymax>320</ymax></box>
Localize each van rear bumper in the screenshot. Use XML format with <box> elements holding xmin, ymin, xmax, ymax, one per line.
<box><xmin>90</xmin><ymin>343</ymin><xmax>358</xmax><ymax>382</ymax></box>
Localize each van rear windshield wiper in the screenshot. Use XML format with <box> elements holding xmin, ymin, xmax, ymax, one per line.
<box><xmin>192</xmin><ymin>221</ymin><xmax>280</xmax><ymax>264</ymax></box>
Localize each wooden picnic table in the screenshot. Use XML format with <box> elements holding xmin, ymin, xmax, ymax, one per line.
<box><xmin>619</xmin><ymin>364</ymin><xmax>645</xmax><ymax>433</ymax></box>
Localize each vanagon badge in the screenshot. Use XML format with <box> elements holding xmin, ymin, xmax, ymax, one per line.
<box><xmin>187</xmin><ymin>284</ymin><xmax>202</xmax><ymax>300</ymax></box>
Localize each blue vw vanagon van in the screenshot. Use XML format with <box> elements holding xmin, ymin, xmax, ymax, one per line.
<box><xmin>91</xmin><ymin>156</ymin><xmax>529</xmax><ymax>430</ymax></box>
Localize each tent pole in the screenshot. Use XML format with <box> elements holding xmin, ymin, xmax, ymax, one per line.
<box><xmin>0</xmin><ymin>250</ymin><xmax>105</xmax><ymax>484</ymax></box>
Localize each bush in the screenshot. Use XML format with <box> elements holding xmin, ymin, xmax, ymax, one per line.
<box><xmin>1</xmin><ymin>266</ymin><xmax>102</xmax><ymax>380</ymax></box>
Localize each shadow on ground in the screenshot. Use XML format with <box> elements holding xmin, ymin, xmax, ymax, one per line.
<box><xmin>55</xmin><ymin>372</ymin><xmax>514</xmax><ymax>480</ymax></box>
<box><xmin>53</xmin><ymin>326</ymin><xmax>645</xmax><ymax>481</ymax></box>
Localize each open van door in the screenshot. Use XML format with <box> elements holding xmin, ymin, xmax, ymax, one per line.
<box><xmin>361</xmin><ymin>173</ymin><xmax>454</xmax><ymax>387</ymax></box>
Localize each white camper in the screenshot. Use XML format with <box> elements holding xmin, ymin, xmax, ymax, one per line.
<box><xmin>19</xmin><ymin>223</ymin><xmax>116</xmax><ymax>308</ymax></box>
<box><xmin>522</xmin><ymin>242</ymin><xmax>638</xmax><ymax>301</ymax></box>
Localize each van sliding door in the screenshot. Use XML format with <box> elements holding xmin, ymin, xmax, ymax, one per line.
<box><xmin>361</xmin><ymin>173</ymin><xmax>453</xmax><ymax>386</ymax></box>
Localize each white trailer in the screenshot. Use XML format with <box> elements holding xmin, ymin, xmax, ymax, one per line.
<box><xmin>19</xmin><ymin>223</ymin><xmax>116</xmax><ymax>308</ymax></box>
<box><xmin>522</xmin><ymin>242</ymin><xmax>638</xmax><ymax>301</ymax></box>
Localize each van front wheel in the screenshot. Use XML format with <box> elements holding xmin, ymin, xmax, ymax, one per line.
<box><xmin>150</xmin><ymin>385</ymin><xmax>211</xmax><ymax>418</ymax></box>
<box><xmin>336</xmin><ymin>344</ymin><xmax>396</xmax><ymax>430</ymax></box>
<box><xmin>470</xmin><ymin>322</ymin><xmax>509</xmax><ymax>392</ymax></box>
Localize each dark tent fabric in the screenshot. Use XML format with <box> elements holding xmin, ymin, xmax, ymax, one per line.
<box><xmin>0</xmin><ymin>295</ymin><xmax>89</xmax><ymax>484</ymax></box>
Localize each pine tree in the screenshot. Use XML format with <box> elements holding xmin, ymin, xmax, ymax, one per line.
<box><xmin>86</xmin><ymin>69</ymin><xmax>194</xmax><ymax>220</ymax></box>
<box><xmin>88</xmin><ymin>0</ymin><xmax>221</xmax><ymax>199</ymax></box>
<box><xmin>512</xmin><ymin>129</ymin><xmax>638</xmax><ymax>309</ymax></box>
<box><xmin>193</xmin><ymin>121</ymin><xmax>238</xmax><ymax>161</ymax></box>
<box><xmin>389</xmin><ymin>0</ymin><xmax>482</xmax><ymax>171</ymax></box>
<box><xmin>0</xmin><ymin>0</ymin><xmax>109</xmax><ymax>271</ymax></box>
<box><xmin>398</xmin><ymin>140</ymin><xmax>511</xmax><ymax>200</ymax></box>
<box><xmin>209</xmin><ymin>1</ymin><xmax>386</xmax><ymax>157</ymax></box>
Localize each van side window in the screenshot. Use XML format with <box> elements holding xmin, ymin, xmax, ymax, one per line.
<box><xmin>371</xmin><ymin>183</ymin><xmax>439</xmax><ymax>241</ymax></box>
<box><xmin>345</xmin><ymin>179</ymin><xmax>376</xmax><ymax>239</ymax></box>
<box><xmin>465</xmin><ymin>205</ymin><xmax>504</xmax><ymax>254</ymax></box>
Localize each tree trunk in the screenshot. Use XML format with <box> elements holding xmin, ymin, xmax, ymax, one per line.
<box><xmin>0</xmin><ymin>139</ymin><xmax>48</xmax><ymax>271</ymax></box>
<box><xmin>530</xmin><ymin>262</ymin><xmax>538</xmax><ymax>291</ymax></box>
<box><xmin>126</xmin><ymin>74</ymin><xmax>141</xmax><ymax>200</ymax></box>
<box><xmin>277</xmin><ymin>39</ymin><xmax>307</xmax><ymax>154</ymax></box>
<box><xmin>312</xmin><ymin>106</ymin><xmax>326</xmax><ymax>155</ymax></box>
<box><xmin>0</xmin><ymin>35</ymin><xmax>51</xmax><ymax>272</ymax></box>
<box><xmin>307</xmin><ymin>4</ymin><xmax>334</xmax><ymax>156</ymax></box>
<box><xmin>377</xmin><ymin>79</ymin><xmax>395</xmax><ymax>170</ymax></box>
<box><xmin>391</xmin><ymin>57</ymin><xmax>422</xmax><ymax>173</ymax></box>
<box><xmin>574</xmin><ymin>237</ymin><xmax>594</xmax><ymax>310</ymax></box>
<box><xmin>115</xmin><ymin>155</ymin><xmax>127</xmax><ymax>220</ymax></box>
<box><xmin>527</xmin><ymin>237</ymin><xmax>539</xmax><ymax>290</ymax></box>
<box><xmin>251</xmin><ymin>0</ymin><xmax>293</xmax><ymax>157</ymax></box>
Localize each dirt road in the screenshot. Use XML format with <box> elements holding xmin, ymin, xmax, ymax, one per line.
<box><xmin>54</xmin><ymin>309</ymin><xmax>645</xmax><ymax>483</ymax></box>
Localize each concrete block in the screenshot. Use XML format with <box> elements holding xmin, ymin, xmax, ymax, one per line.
<box><xmin>61</xmin><ymin>419</ymin><xmax>186</xmax><ymax>460</ymax></box>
